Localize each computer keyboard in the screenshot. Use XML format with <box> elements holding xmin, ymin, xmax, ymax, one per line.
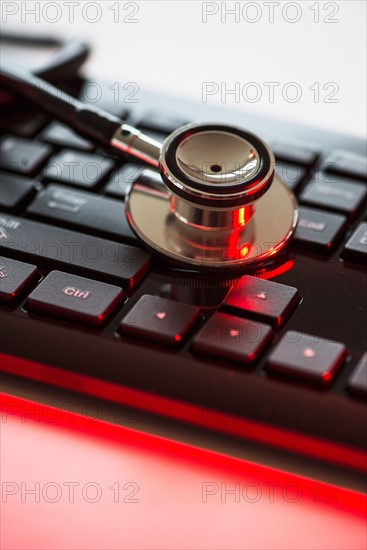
<box><xmin>0</xmin><ymin>75</ymin><xmax>366</xmax><ymax>472</ymax></box>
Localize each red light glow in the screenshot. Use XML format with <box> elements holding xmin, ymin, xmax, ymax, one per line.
<box><xmin>240</xmin><ymin>245</ymin><xmax>249</xmax><ymax>258</ymax></box>
<box><xmin>238</xmin><ymin>208</ymin><xmax>246</xmax><ymax>226</ymax></box>
<box><xmin>256</xmin><ymin>259</ymin><xmax>295</xmax><ymax>280</ymax></box>
<box><xmin>232</xmin><ymin>205</ymin><xmax>253</xmax><ymax>229</ymax></box>
<box><xmin>1</xmin><ymin>391</ymin><xmax>367</xmax><ymax>550</ymax></box>
<box><xmin>0</xmin><ymin>353</ymin><xmax>366</xmax><ymax>472</ymax></box>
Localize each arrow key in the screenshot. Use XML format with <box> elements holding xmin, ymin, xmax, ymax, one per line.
<box><xmin>222</xmin><ymin>275</ymin><xmax>300</xmax><ymax>328</ymax></box>
<box><xmin>119</xmin><ymin>294</ymin><xmax>200</xmax><ymax>347</ymax></box>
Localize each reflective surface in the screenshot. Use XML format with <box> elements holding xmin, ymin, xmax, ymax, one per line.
<box><xmin>126</xmin><ymin>169</ymin><xmax>298</xmax><ymax>270</ymax></box>
<box><xmin>175</xmin><ymin>130</ymin><xmax>260</xmax><ymax>185</ymax></box>
<box><xmin>159</xmin><ymin>123</ymin><xmax>275</xmax><ymax>208</ymax></box>
<box><xmin>170</xmin><ymin>196</ymin><xmax>254</xmax><ymax>230</ymax></box>
<box><xmin>111</xmin><ymin>123</ymin><xmax>161</xmax><ymax>167</ymax></box>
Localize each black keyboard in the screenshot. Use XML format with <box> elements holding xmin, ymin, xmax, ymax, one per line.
<box><xmin>1</xmin><ymin>76</ymin><xmax>366</xmax><ymax>473</ymax></box>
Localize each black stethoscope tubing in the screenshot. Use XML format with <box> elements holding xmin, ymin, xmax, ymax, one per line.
<box><xmin>1</xmin><ymin>34</ymin><xmax>119</xmax><ymax>148</ymax></box>
<box><xmin>0</xmin><ymin>32</ymin><xmax>90</xmax><ymax>83</ymax></box>
<box><xmin>0</xmin><ymin>54</ymin><xmax>124</xmax><ymax>152</ymax></box>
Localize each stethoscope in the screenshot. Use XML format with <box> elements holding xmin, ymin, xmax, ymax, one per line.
<box><xmin>0</xmin><ymin>38</ymin><xmax>298</xmax><ymax>271</ymax></box>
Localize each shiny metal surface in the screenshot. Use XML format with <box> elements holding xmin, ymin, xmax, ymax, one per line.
<box><xmin>111</xmin><ymin>123</ymin><xmax>161</xmax><ymax>167</ymax></box>
<box><xmin>170</xmin><ymin>196</ymin><xmax>254</xmax><ymax>231</ymax></box>
<box><xmin>174</xmin><ymin>130</ymin><xmax>260</xmax><ymax>185</ymax></box>
<box><xmin>126</xmin><ymin>169</ymin><xmax>298</xmax><ymax>270</ymax></box>
<box><xmin>121</xmin><ymin>121</ymin><xmax>297</xmax><ymax>269</ymax></box>
<box><xmin>160</xmin><ymin>123</ymin><xmax>275</xmax><ymax>207</ymax></box>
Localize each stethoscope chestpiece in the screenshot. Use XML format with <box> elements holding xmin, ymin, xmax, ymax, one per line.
<box><xmin>0</xmin><ymin>62</ymin><xmax>296</xmax><ymax>271</ymax></box>
<box><xmin>126</xmin><ymin>122</ymin><xmax>298</xmax><ymax>271</ymax></box>
<box><xmin>161</xmin><ymin>123</ymin><xmax>274</xmax><ymax>206</ymax></box>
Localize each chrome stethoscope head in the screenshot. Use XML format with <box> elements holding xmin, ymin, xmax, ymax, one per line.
<box><xmin>122</xmin><ymin>122</ymin><xmax>298</xmax><ymax>271</ymax></box>
<box><xmin>0</xmin><ymin>61</ymin><xmax>298</xmax><ymax>271</ymax></box>
<box><xmin>160</xmin><ymin>123</ymin><xmax>273</xmax><ymax>207</ymax></box>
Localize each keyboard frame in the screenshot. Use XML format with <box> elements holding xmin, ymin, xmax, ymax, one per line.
<box><xmin>1</xmin><ymin>78</ymin><xmax>366</xmax><ymax>472</ymax></box>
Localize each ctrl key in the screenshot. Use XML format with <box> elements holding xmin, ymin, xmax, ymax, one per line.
<box><xmin>27</xmin><ymin>271</ymin><xmax>124</xmax><ymax>327</ymax></box>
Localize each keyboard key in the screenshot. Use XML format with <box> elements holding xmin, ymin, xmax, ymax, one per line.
<box><xmin>138</xmin><ymin>113</ymin><xmax>189</xmax><ymax>135</ymax></box>
<box><xmin>119</xmin><ymin>294</ymin><xmax>200</xmax><ymax>347</ymax></box>
<box><xmin>27</xmin><ymin>185</ymin><xmax>137</xmax><ymax>243</ymax></box>
<box><xmin>0</xmin><ymin>172</ymin><xmax>37</xmax><ymax>210</ymax></box>
<box><xmin>222</xmin><ymin>275</ymin><xmax>300</xmax><ymax>328</ymax></box>
<box><xmin>0</xmin><ymin>215</ymin><xmax>151</xmax><ymax>289</ymax></box>
<box><xmin>323</xmin><ymin>150</ymin><xmax>367</xmax><ymax>182</ymax></box>
<box><xmin>267</xmin><ymin>331</ymin><xmax>347</xmax><ymax>385</ymax></box>
<box><xmin>0</xmin><ymin>256</ymin><xmax>38</xmax><ymax>303</ymax></box>
<box><xmin>27</xmin><ymin>270</ymin><xmax>124</xmax><ymax>327</ymax></box>
<box><xmin>0</xmin><ymin>104</ymin><xmax>49</xmax><ymax>137</ymax></box>
<box><xmin>38</xmin><ymin>122</ymin><xmax>95</xmax><ymax>152</ymax></box>
<box><xmin>301</xmin><ymin>175</ymin><xmax>367</xmax><ymax>217</ymax></box>
<box><xmin>294</xmin><ymin>207</ymin><xmax>346</xmax><ymax>253</ymax></box>
<box><xmin>104</xmin><ymin>163</ymin><xmax>143</xmax><ymax>199</ymax></box>
<box><xmin>43</xmin><ymin>150</ymin><xmax>115</xmax><ymax>189</ymax></box>
<box><xmin>342</xmin><ymin>222</ymin><xmax>367</xmax><ymax>264</ymax></box>
<box><xmin>275</xmin><ymin>162</ymin><xmax>306</xmax><ymax>191</ymax></box>
<box><xmin>0</xmin><ymin>136</ymin><xmax>52</xmax><ymax>176</ymax></box>
<box><xmin>192</xmin><ymin>312</ymin><xmax>272</xmax><ymax>365</ymax></box>
<box><xmin>347</xmin><ymin>353</ymin><xmax>367</xmax><ymax>397</ymax></box>
<box><xmin>271</xmin><ymin>141</ymin><xmax>318</xmax><ymax>167</ymax></box>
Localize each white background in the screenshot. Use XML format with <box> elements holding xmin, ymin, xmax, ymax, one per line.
<box><xmin>2</xmin><ymin>1</ymin><xmax>366</xmax><ymax>138</ymax></box>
